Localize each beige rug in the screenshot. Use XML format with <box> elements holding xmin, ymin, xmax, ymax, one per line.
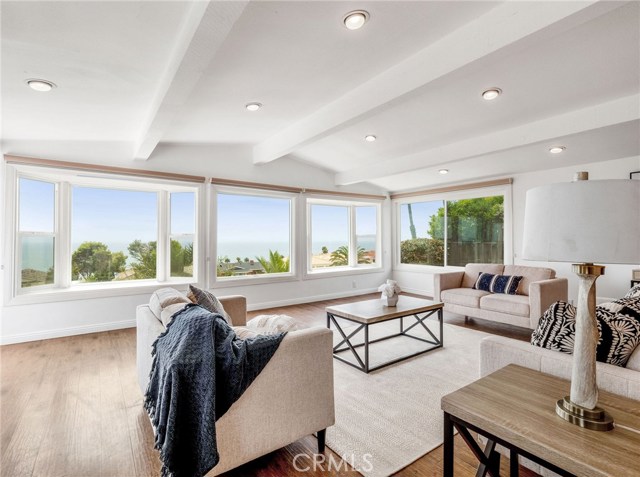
<box><xmin>326</xmin><ymin>319</ymin><xmax>490</xmax><ymax>477</ymax></box>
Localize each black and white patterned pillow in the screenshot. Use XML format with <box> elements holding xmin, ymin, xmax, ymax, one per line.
<box><xmin>531</xmin><ymin>297</ymin><xmax>640</xmax><ymax>367</ymax></box>
<box><xmin>625</xmin><ymin>284</ymin><xmax>640</xmax><ymax>299</ymax></box>
<box><xmin>473</xmin><ymin>272</ymin><xmax>523</xmax><ymax>295</ymax></box>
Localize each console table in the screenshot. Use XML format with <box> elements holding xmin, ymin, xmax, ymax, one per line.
<box><xmin>441</xmin><ymin>364</ymin><xmax>640</xmax><ymax>477</ymax></box>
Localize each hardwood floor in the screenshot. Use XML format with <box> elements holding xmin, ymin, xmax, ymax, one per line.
<box><xmin>1</xmin><ymin>293</ymin><xmax>537</xmax><ymax>477</ymax></box>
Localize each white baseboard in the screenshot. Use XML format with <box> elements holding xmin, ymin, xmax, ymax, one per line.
<box><xmin>1</xmin><ymin>319</ymin><xmax>136</xmax><ymax>345</ymax></box>
<box><xmin>247</xmin><ymin>288</ymin><xmax>379</xmax><ymax>311</ymax></box>
<box><xmin>397</xmin><ymin>285</ymin><xmax>431</xmax><ymax>297</ymax></box>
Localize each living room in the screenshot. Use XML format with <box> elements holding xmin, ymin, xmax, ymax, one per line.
<box><xmin>2</xmin><ymin>1</ymin><xmax>639</xmax><ymax>476</ymax></box>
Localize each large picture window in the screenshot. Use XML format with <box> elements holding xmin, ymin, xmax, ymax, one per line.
<box><xmin>399</xmin><ymin>195</ymin><xmax>504</xmax><ymax>267</ymax></box>
<box><xmin>71</xmin><ymin>187</ymin><xmax>158</xmax><ymax>282</ymax></box>
<box><xmin>216</xmin><ymin>192</ymin><xmax>293</xmax><ymax>278</ymax></box>
<box><xmin>308</xmin><ymin>199</ymin><xmax>380</xmax><ymax>272</ymax></box>
<box><xmin>13</xmin><ymin>168</ymin><xmax>199</xmax><ymax>296</ymax></box>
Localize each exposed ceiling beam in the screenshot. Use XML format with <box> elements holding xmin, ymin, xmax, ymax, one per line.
<box><xmin>253</xmin><ymin>0</ymin><xmax>622</xmax><ymax>165</ymax></box>
<box><xmin>133</xmin><ymin>1</ymin><xmax>248</xmax><ymax>160</ymax></box>
<box><xmin>334</xmin><ymin>94</ymin><xmax>640</xmax><ymax>185</ymax></box>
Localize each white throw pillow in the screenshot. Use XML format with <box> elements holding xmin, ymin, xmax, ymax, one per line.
<box><xmin>247</xmin><ymin>314</ymin><xmax>306</xmax><ymax>333</ymax></box>
<box><xmin>149</xmin><ymin>287</ymin><xmax>190</xmax><ymax>320</ymax></box>
<box><xmin>160</xmin><ymin>302</ymin><xmax>190</xmax><ymax>328</ymax></box>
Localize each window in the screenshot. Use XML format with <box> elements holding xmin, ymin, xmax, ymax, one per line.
<box><xmin>18</xmin><ymin>178</ymin><xmax>56</xmax><ymax>288</ymax></box>
<box><xmin>12</xmin><ymin>168</ymin><xmax>199</xmax><ymax>296</ymax></box>
<box><xmin>446</xmin><ymin>196</ymin><xmax>504</xmax><ymax>266</ymax></box>
<box><xmin>308</xmin><ymin>199</ymin><xmax>380</xmax><ymax>272</ymax></box>
<box><xmin>170</xmin><ymin>192</ymin><xmax>195</xmax><ymax>278</ymax></box>
<box><xmin>356</xmin><ymin>206</ymin><xmax>378</xmax><ymax>265</ymax></box>
<box><xmin>71</xmin><ymin>187</ymin><xmax>157</xmax><ymax>282</ymax></box>
<box><xmin>398</xmin><ymin>195</ymin><xmax>504</xmax><ymax>267</ymax></box>
<box><xmin>399</xmin><ymin>200</ymin><xmax>444</xmax><ymax>266</ymax></box>
<box><xmin>216</xmin><ymin>192</ymin><xmax>293</xmax><ymax>278</ymax></box>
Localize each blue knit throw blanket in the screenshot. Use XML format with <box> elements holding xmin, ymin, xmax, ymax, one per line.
<box><xmin>144</xmin><ymin>304</ymin><xmax>286</xmax><ymax>477</ymax></box>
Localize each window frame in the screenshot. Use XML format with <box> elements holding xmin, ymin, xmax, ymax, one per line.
<box><xmin>304</xmin><ymin>197</ymin><xmax>382</xmax><ymax>278</ymax></box>
<box><xmin>16</xmin><ymin>177</ymin><xmax>59</xmax><ymax>292</ymax></box>
<box><xmin>393</xmin><ymin>185</ymin><xmax>513</xmax><ymax>272</ymax></box>
<box><xmin>5</xmin><ymin>165</ymin><xmax>201</xmax><ymax>304</ymax></box>
<box><xmin>211</xmin><ymin>186</ymin><xmax>298</xmax><ymax>287</ymax></box>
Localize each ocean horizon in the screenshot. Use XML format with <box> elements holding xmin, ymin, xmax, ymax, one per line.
<box><xmin>21</xmin><ymin>236</ymin><xmax>377</xmax><ymax>271</ymax></box>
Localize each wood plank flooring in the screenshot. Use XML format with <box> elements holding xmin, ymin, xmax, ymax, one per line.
<box><xmin>1</xmin><ymin>293</ymin><xmax>537</xmax><ymax>477</ymax></box>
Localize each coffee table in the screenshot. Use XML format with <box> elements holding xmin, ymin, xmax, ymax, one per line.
<box><xmin>325</xmin><ymin>295</ymin><xmax>444</xmax><ymax>373</ymax></box>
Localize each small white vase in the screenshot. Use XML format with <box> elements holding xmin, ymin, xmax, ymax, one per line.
<box><xmin>385</xmin><ymin>294</ymin><xmax>399</xmax><ymax>306</ymax></box>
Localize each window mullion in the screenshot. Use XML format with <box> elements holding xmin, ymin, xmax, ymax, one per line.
<box><xmin>349</xmin><ymin>206</ymin><xmax>357</xmax><ymax>267</ymax></box>
<box><xmin>157</xmin><ymin>191</ymin><xmax>168</xmax><ymax>282</ymax></box>
<box><xmin>443</xmin><ymin>201</ymin><xmax>448</xmax><ymax>267</ymax></box>
<box><xmin>57</xmin><ymin>182</ymin><xmax>72</xmax><ymax>288</ymax></box>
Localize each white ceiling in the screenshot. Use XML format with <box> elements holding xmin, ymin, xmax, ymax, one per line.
<box><xmin>2</xmin><ymin>1</ymin><xmax>639</xmax><ymax>192</ymax></box>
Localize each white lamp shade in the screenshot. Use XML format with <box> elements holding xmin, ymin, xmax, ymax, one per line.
<box><xmin>522</xmin><ymin>180</ymin><xmax>640</xmax><ymax>264</ymax></box>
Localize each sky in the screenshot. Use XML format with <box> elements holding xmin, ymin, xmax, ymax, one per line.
<box><xmin>20</xmin><ymin>178</ymin><xmax>195</xmax><ymax>252</ymax></box>
<box><xmin>72</xmin><ymin>187</ymin><xmax>158</xmax><ymax>247</ymax></box>
<box><xmin>19</xmin><ymin>178</ymin><xmax>55</xmax><ymax>232</ymax></box>
<box><xmin>20</xmin><ymin>180</ymin><xmax>377</xmax><ymax>259</ymax></box>
<box><xmin>399</xmin><ymin>200</ymin><xmax>444</xmax><ymax>241</ymax></box>
<box><xmin>217</xmin><ymin>193</ymin><xmax>291</xmax><ymax>244</ymax></box>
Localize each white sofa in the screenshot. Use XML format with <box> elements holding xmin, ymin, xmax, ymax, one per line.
<box><xmin>136</xmin><ymin>294</ymin><xmax>335</xmax><ymax>476</ymax></box>
<box><xmin>434</xmin><ymin>263</ymin><xmax>568</xmax><ymax>329</ymax></box>
<box><xmin>480</xmin><ymin>335</ymin><xmax>640</xmax><ymax>476</ymax></box>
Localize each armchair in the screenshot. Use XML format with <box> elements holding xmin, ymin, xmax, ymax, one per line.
<box><xmin>136</xmin><ymin>294</ymin><xmax>335</xmax><ymax>475</ymax></box>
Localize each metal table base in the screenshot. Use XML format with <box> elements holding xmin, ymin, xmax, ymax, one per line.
<box><xmin>326</xmin><ymin>307</ymin><xmax>443</xmax><ymax>373</ymax></box>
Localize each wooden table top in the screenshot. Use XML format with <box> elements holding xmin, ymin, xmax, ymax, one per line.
<box><xmin>325</xmin><ymin>295</ymin><xmax>443</xmax><ymax>324</ymax></box>
<box><xmin>441</xmin><ymin>364</ymin><xmax>640</xmax><ymax>477</ymax></box>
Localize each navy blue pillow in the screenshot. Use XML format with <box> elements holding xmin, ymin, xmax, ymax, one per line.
<box><xmin>473</xmin><ymin>272</ymin><xmax>523</xmax><ymax>295</ymax></box>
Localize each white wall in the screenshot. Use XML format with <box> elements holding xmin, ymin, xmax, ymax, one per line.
<box><xmin>1</xmin><ymin>145</ymin><xmax>392</xmax><ymax>344</ymax></box>
<box><xmin>393</xmin><ymin>155</ymin><xmax>640</xmax><ymax>303</ymax></box>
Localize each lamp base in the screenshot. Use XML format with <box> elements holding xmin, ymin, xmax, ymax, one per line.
<box><xmin>555</xmin><ymin>396</ymin><xmax>614</xmax><ymax>431</ymax></box>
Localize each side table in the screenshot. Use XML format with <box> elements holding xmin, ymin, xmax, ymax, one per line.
<box><xmin>441</xmin><ymin>364</ymin><xmax>640</xmax><ymax>477</ymax></box>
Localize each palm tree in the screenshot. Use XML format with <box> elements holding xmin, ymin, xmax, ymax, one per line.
<box><xmin>256</xmin><ymin>250</ymin><xmax>290</xmax><ymax>273</ymax></box>
<box><xmin>330</xmin><ymin>246</ymin><xmax>372</xmax><ymax>266</ymax></box>
<box><xmin>407</xmin><ymin>203</ymin><xmax>417</xmax><ymax>239</ymax></box>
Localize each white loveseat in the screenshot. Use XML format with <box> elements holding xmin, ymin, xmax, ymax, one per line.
<box><xmin>136</xmin><ymin>294</ymin><xmax>335</xmax><ymax>475</ymax></box>
<box><xmin>480</xmin><ymin>335</ymin><xmax>640</xmax><ymax>476</ymax></box>
<box><xmin>434</xmin><ymin>263</ymin><xmax>568</xmax><ymax>329</ymax></box>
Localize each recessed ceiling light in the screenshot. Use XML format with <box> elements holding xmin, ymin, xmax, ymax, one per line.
<box><xmin>343</xmin><ymin>10</ymin><xmax>369</xmax><ymax>30</ymax></box>
<box><xmin>364</xmin><ymin>135</ymin><xmax>377</xmax><ymax>142</ymax></box>
<box><xmin>245</xmin><ymin>102</ymin><xmax>262</xmax><ymax>111</ymax></box>
<box><xmin>481</xmin><ymin>88</ymin><xmax>502</xmax><ymax>100</ymax></box>
<box><xmin>549</xmin><ymin>146</ymin><xmax>566</xmax><ymax>154</ymax></box>
<box><xmin>26</xmin><ymin>79</ymin><xmax>56</xmax><ymax>92</ymax></box>
<box><xmin>439</xmin><ymin>169</ymin><xmax>449</xmax><ymax>175</ymax></box>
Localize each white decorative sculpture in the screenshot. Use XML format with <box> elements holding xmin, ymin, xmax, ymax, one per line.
<box><xmin>378</xmin><ymin>280</ymin><xmax>401</xmax><ymax>306</ymax></box>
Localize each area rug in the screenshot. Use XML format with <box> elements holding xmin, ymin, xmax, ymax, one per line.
<box><xmin>326</xmin><ymin>320</ymin><xmax>490</xmax><ymax>477</ymax></box>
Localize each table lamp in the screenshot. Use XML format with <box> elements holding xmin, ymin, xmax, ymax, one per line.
<box><xmin>522</xmin><ymin>172</ymin><xmax>640</xmax><ymax>431</ymax></box>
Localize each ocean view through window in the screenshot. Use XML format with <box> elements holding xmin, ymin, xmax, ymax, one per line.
<box><xmin>12</xmin><ymin>166</ymin><xmax>199</xmax><ymax>297</ymax></box>
<box><xmin>19</xmin><ymin>178</ymin><xmax>56</xmax><ymax>288</ymax></box>
<box><xmin>308</xmin><ymin>199</ymin><xmax>379</xmax><ymax>272</ymax></box>
<box><xmin>216</xmin><ymin>192</ymin><xmax>293</xmax><ymax>277</ymax></box>
<box><xmin>72</xmin><ymin>187</ymin><xmax>158</xmax><ymax>282</ymax></box>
